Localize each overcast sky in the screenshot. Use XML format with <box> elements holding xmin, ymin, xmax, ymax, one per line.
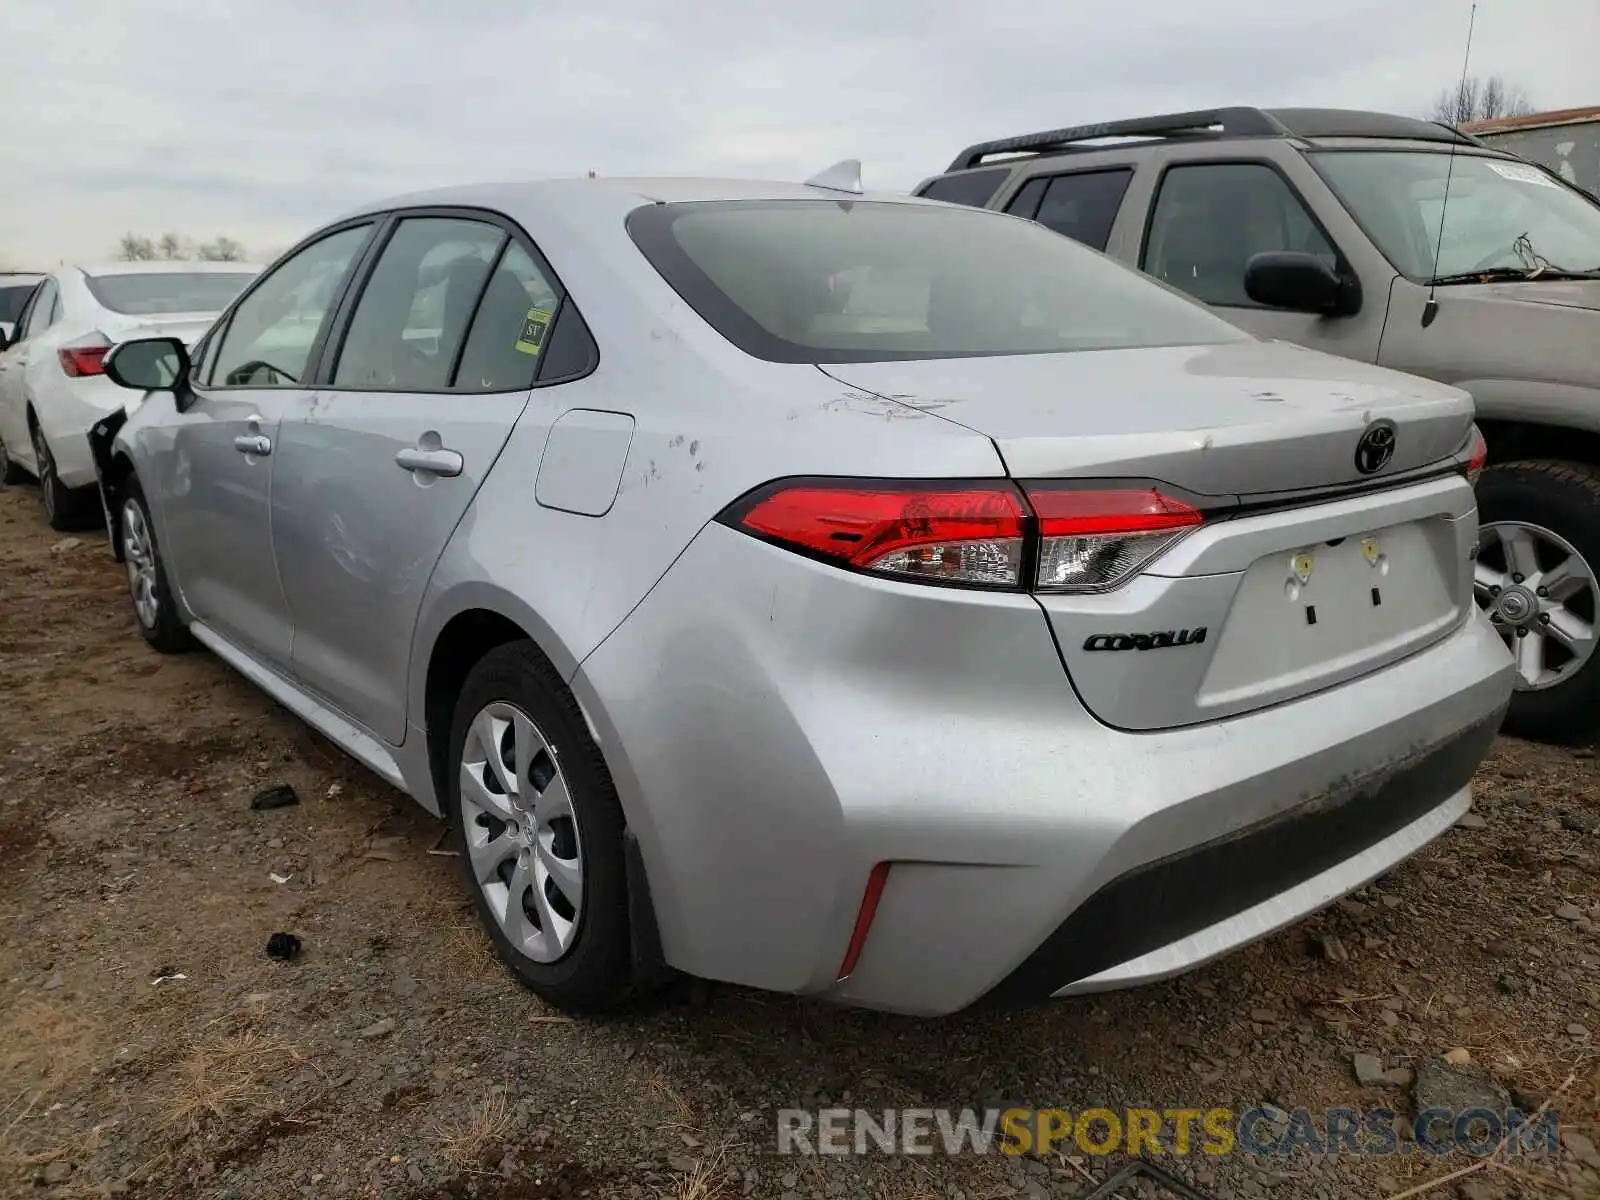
<box><xmin>3</xmin><ymin>0</ymin><xmax>1595</xmax><ymax>266</ymax></box>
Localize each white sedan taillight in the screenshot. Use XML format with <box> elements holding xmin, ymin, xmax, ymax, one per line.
<box><xmin>1024</xmin><ymin>485</ymin><xmax>1204</xmax><ymax>594</ymax></box>
<box><xmin>58</xmin><ymin>332</ymin><xmax>112</xmax><ymax>378</ymax></box>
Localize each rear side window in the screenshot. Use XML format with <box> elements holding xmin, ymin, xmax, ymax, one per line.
<box><xmin>915</xmin><ymin>169</ymin><xmax>1010</xmax><ymax>208</ymax></box>
<box><xmin>452</xmin><ymin>242</ymin><xmax>568</xmax><ymax>392</ymax></box>
<box><xmin>85</xmin><ymin>272</ymin><xmax>256</xmax><ymax>316</ymax></box>
<box><xmin>333</xmin><ymin>217</ymin><xmax>506</xmax><ymax>390</ymax></box>
<box><xmin>627</xmin><ymin>199</ymin><xmax>1249</xmax><ymax>364</ymax></box>
<box><xmin>1032</xmin><ymin>170</ymin><xmax>1134</xmax><ymax>251</ymax></box>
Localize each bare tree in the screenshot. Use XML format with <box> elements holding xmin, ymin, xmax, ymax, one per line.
<box><xmin>196</xmin><ymin>236</ymin><xmax>245</xmax><ymax>262</ymax></box>
<box><xmin>1430</xmin><ymin>75</ymin><xmax>1537</xmax><ymax>126</ymax></box>
<box><xmin>157</xmin><ymin>232</ymin><xmax>186</xmax><ymax>260</ymax></box>
<box><xmin>116</xmin><ymin>233</ymin><xmax>156</xmax><ymax>261</ymax></box>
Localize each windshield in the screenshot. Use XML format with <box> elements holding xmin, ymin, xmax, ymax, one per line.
<box><xmin>0</xmin><ymin>284</ymin><xmax>37</xmax><ymax>324</ymax></box>
<box><xmin>86</xmin><ymin>272</ymin><xmax>257</xmax><ymax>316</ymax></box>
<box><xmin>626</xmin><ymin>199</ymin><xmax>1250</xmax><ymax>363</ymax></box>
<box><xmin>1312</xmin><ymin>151</ymin><xmax>1600</xmax><ymax>279</ymax></box>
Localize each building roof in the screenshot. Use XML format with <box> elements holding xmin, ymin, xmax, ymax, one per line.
<box><xmin>1462</xmin><ymin>106</ymin><xmax>1600</xmax><ymax>135</ymax></box>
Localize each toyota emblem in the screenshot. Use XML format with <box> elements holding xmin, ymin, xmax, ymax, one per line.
<box><xmin>1354</xmin><ymin>420</ymin><xmax>1397</xmax><ymax>475</ymax></box>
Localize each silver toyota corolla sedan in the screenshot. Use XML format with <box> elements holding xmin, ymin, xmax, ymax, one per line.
<box><xmin>88</xmin><ymin>171</ymin><xmax>1515</xmax><ymax>1016</ymax></box>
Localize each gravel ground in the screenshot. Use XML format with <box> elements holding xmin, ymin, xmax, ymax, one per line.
<box><xmin>0</xmin><ymin>479</ymin><xmax>1597</xmax><ymax>1200</ymax></box>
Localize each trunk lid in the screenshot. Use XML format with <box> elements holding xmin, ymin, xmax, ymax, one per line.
<box><xmin>821</xmin><ymin>339</ymin><xmax>1474</xmax><ymax>497</ymax></box>
<box><xmin>822</xmin><ymin>339</ymin><xmax>1484</xmax><ymax>729</ymax></box>
<box><xmin>104</xmin><ymin>313</ymin><xmax>221</xmax><ymax>350</ymax></box>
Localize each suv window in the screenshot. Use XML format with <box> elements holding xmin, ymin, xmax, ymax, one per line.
<box><xmin>211</xmin><ymin>225</ymin><xmax>372</xmax><ymax>387</ymax></box>
<box><xmin>1143</xmin><ymin>163</ymin><xmax>1337</xmax><ymax>306</ymax></box>
<box><xmin>332</xmin><ymin>217</ymin><xmax>504</xmax><ymax>390</ymax></box>
<box><xmin>452</xmin><ymin>242</ymin><xmax>565</xmax><ymax>392</ymax></box>
<box><xmin>1030</xmin><ymin>170</ymin><xmax>1134</xmax><ymax>251</ymax></box>
<box><xmin>916</xmin><ymin>169</ymin><xmax>1011</xmax><ymax>209</ymax></box>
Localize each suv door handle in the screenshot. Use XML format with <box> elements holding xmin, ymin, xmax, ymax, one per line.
<box><xmin>395</xmin><ymin>446</ymin><xmax>464</xmax><ymax>477</ymax></box>
<box><xmin>233</xmin><ymin>434</ymin><xmax>272</xmax><ymax>456</ymax></box>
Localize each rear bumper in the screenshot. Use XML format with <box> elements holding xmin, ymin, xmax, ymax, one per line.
<box><xmin>576</xmin><ymin>522</ymin><xmax>1515</xmax><ymax>1016</ymax></box>
<box><xmin>36</xmin><ymin>376</ymin><xmax>128</xmax><ymax>488</ymax></box>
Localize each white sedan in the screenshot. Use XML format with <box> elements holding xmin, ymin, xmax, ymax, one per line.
<box><xmin>0</xmin><ymin>260</ymin><xmax>261</xmax><ymax>528</ymax></box>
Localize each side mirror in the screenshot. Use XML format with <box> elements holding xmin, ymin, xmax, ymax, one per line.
<box><xmin>103</xmin><ymin>336</ymin><xmax>191</xmax><ymax>395</ymax></box>
<box><xmin>1244</xmin><ymin>251</ymin><xmax>1360</xmax><ymax>316</ymax></box>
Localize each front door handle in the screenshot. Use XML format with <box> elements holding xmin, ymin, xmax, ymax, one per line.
<box><xmin>233</xmin><ymin>434</ymin><xmax>271</xmax><ymax>456</ymax></box>
<box><xmin>395</xmin><ymin>445</ymin><xmax>464</xmax><ymax>477</ymax></box>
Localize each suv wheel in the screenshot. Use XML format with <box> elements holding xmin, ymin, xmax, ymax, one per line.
<box><xmin>120</xmin><ymin>480</ymin><xmax>193</xmax><ymax>653</ymax></box>
<box><xmin>447</xmin><ymin>641</ymin><xmax>636</xmax><ymax>1012</ymax></box>
<box><xmin>1474</xmin><ymin>461</ymin><xmax>1599</xmax><ymax>745</ymax></box>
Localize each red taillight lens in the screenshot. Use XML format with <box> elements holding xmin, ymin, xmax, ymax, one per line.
<box><xmin>1464</xmin><ymin>424</ymin><xmax>1488</xmax><ymax>486</ymax></box>
<box><xmin>1025</xmin><ymin>485</ymin><xmax>1203</xmax><ymax>593</ymax></box>
<box><xmin>730</xmin><ymin>481</ymin><xmax>1028</xmax><ymax>588</ymax></box>
<box><xmin>58</xmin><ymin>333</ymin><xmax>112</xmax><ymax>378</ymax></box>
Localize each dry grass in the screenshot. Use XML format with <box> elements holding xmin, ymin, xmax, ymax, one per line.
<box><xmin>159</xmin><ymin>1030</ymin><xmax>303</xmax><ymax>1134</ymax></box>
<box><xmin>432</xmin><ymin>1090</ymin><xmax>515</xmax><ymax>1171</ymax></box>
<box><xmin>659</xmin><ymin>1141</ymin><xmax>730</xmax><ymax>1200</ymax></box>
<box><xmin>0</xmin><ymin>999</ymin><xmax>101</xmax><ymax>1099</ymax></box>
<box><xmin>644</xmin><ymin>1067</ymin><xmax>696</xmax><ymax>1127</ymax></box>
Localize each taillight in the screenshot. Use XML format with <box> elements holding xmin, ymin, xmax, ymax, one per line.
<box><xmin>720</xmin><ymin>477</ymin><xmax>1208</xmax><ymax>593</ymax></box>
<box><xmin>58</xmin><ymin>332</ymin><xmax>112</xmax><ymax>378</ymax></box>
<box><xmin>1024</xmin><ymin>485</ymin><xmax>1204</xmax><ymax>594</ymax></box>
<box><xmin>727</xmin><ymin>480</ymin><xmax>1028</xmax><ymax>588</ymax></box>
<box><xmin>1463</xmin><ymin>424</ymin><xmax>1488</xmax><ymax>486</ymax></box>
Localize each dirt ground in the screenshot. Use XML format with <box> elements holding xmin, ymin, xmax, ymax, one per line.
<box><xmin>0</xmin><ymin>479</ymin><xmax>1597</xmax><ymax>1200</ymax></box>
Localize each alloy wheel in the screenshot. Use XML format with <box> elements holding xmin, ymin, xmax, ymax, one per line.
<box><xmin>31</xmin><ymin>425</ymin><xmax>54</xmax><ymax>521</ymax></box>
<box><xmin>458</xmin><ymin>701</ymin><xmax>584</xmax><ymax>963</ymax></box>
<box><xmin>1474</xmin><ymin>520</ymin><xmax>1598</xmax><ymax>691</ymax></box>
<box><xmin>122</xmin><ymin>498</ymin><xmax>160</xmax><ymax>629</ymax></box>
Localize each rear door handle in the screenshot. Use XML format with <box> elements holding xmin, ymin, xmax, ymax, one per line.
<box><xmin>233</xmin><ymin>434</ymin><xmax>271</xmax><ymax>456</ymax></box>
<box><xmin>395</xmin><ymin>446</ymin><xmax>464</xmax><ymax>477</ymax></box>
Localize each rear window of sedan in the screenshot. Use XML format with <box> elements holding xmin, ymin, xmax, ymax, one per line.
<box><xmin>626</xmin><ymin>199</ymin><xmax>1250</xmax><ymax>363</ymax></box>
<box><xmin>85</xmin><ymin>272</ymin><xmax>257</xmax><ymax>316</ymax></box>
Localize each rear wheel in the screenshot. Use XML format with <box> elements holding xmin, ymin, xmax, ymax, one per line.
<box><xmin>29</xmin><ymin>418</ymin><xmax>91</xmax><ymax>531</ymax></box>
<box><xmin>1473</xmin><ymin>461</ymin><xmax>1600</xmax><ymax>745</ymax></box>
<box><xmin>119</xmin><ymin>479</ymin><xmax>192</xmax><ymax>653</ymax></box>
<box><xmin>447</xmin><ymin>641</ymin><xmax>635</xmax><ymax>1012</ymax></box>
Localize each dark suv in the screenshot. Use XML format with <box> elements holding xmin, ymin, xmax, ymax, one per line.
<box><xmin>917</xmin><ymin>107</ymin><xmax>1600</xmax><ymax>745</ymax></box>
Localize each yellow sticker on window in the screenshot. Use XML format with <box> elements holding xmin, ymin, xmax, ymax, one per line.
<box><xmin>514</xmin><ymin>307</ymin><xmax>553</xmax><ymax>356</ymax></box>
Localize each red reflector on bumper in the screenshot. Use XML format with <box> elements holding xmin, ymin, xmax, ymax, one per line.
<box><xmin>836</xmin><ymin>862</ymin><xmax>890</xmax><ymax>981</ymax></box>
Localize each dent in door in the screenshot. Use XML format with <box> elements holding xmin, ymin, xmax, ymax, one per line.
<box><xmin>535</xmin><ymin>409</ymin><xmax>636</xmax><ymax>517</ymax></box>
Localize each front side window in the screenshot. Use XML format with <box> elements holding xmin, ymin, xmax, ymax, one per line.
<box><xmin>627</xmin><ymin>199</ymin><xmax>1249</xmax><ymax>364</ymax></box>
<box><xmin>86</xmin><ymin>272</ymin><xmax>257</xmax><ymax>316</ymax></box>
<box><xmin>211</xmin><ymin>224</ymin><xmax>372</xmax><ymax>388</ymax></box>
<box><xmin>332</xmin><ymin>217</ymin><xmax>504</xmax><ymax>390</ymax></box>
<box><xmin>0</xmin><ymin>283</ymin><xmax>38</xmax><ymax>326</ymax></box>
<box><xmin>1142</xmin><ymin>163</ymin><xmax>1338</xmax><ymax>307</ymax></box>
<box><xmin>1312</xmin><ymin>150</ymin><xmax>1600</xmax><ymax>280</ymax></box>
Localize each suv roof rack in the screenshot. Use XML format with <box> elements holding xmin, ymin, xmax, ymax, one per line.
<box><xmin>946</xmin><ymin>106</ymin><xmax>1483</xmax><ymax>171</ymax></box>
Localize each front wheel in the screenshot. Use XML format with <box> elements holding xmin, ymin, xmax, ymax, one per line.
<box><xmin>1473</xmin><ymin>461</ymin><xmax>1600</xmax><ymax>745</ymax></box>
<box><xmin>120</xmin><ymin>480</ymin><xmax>193</xmax><ymax>653</ymax></box>
<box><xmin>447</xmin><ymin>641</ymin><xmax>636</xmax><ymax>1012</ymax></box>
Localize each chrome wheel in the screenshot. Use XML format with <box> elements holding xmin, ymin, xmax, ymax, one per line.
<box><xmin>31</xmin><ymin>425</ymin><xmax>54</xmax><ymax>520</ymax></box>
<box><xmin>122</xmin><ymin>498</ymin><xmax>159</xmax><ymax>629</ymax></box>
<box><xmin>1475</xmin><ymin>520</ymin><xmax>1597</xmax><ymax>691</ymax></box>
<box><xmin>459</xmin><ymin>701</ymin><xmax>584</xmax><ymax>963</ymax></box>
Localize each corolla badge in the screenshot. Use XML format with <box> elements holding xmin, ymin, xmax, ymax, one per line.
<box><xmin>1354</xmin><ymin>419</ymin><xmax>1397</xmax><ymax>475</ymax></box>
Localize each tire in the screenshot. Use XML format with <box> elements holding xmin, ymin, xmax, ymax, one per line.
<box><xmin>1475</xmin><ymin>460</ymin><xmax>1600</xmax><ymax>746</ymax></box>
<box><xmin>29</xmin><ymin>417</ymin><xmax>91</xmax><ymax>531</ymax></box>
<box><xmin>119</xmin><ymin>478</ymin><xmax>193</xmax><ymax>653</ymax></box>
<box><xmin>447</xmin><ymin>640</ymin><xmax>635</xmax><ymax>1012</ymax></box>
<box><xmin>0</xmin><ymin>432</ymin><xmax>25</xmax><ymax>485</ymax></box>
